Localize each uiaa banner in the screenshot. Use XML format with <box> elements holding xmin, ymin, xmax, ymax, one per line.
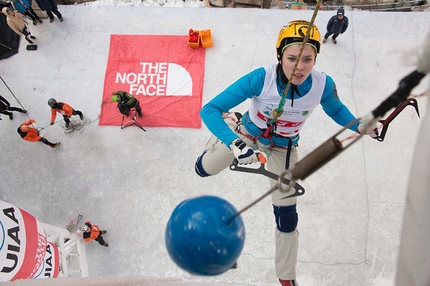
<box><xmin>0</xmin><ymin>200</ymin><xmax>47</xmax><ymax>282</ymax></box>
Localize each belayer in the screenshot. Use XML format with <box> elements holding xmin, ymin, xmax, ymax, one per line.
<box><xmin>80</xmin><ymin>221</ymin><xmax>108</xmax><ymax>247</ymax></box>
<box><xmin>17</xmin><ymin>119</ymin><xmax>60</xmax><ymax>148</ymax></box>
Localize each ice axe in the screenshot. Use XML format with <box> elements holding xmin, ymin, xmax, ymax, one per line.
<box><xmin>375</xmin><ymin>98</ymin><xmax>420</xmax><ymax>142</ymax></box>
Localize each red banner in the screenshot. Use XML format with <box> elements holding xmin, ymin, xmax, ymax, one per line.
<box><xmin>33</xmin><ymin>242</ymin><xmax>59</xmax><ymax>279</ymax></box>
<box><xmin>0</xmin><ymin>200</ymin><xmax>47</xmax><ymax>282</ymax></box>
<box><xmin>99</xmin><ymin>35</ymin><xmax>206</xmax><ymax>128</ymax></box>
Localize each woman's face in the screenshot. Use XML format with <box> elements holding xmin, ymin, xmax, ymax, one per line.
<box><xmin>281</xmin><ymin>44</ymin><xmax>316</xmax><ymax>85</ymax></box>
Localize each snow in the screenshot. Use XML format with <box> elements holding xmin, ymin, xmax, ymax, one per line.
<box><xmin>85</xmin><ymin>0</ymin><xmax>207</xmax><ymax>8</ymax></box>
<box><xmin>1</xmin><ymin>4</ymin><xmax>430</xmax><ymax>286</ymax></box>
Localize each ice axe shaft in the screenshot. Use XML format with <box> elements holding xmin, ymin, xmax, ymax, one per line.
<box><xmin>228</xmin><ymin>170</ymin><xmax>296</xmax><ymax>223</ymax></box>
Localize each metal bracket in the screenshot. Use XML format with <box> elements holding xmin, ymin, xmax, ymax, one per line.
<box><xmin>229</xmin><ymin>160</ymin><xmax>305</xmax><ymax>198</ymax></box>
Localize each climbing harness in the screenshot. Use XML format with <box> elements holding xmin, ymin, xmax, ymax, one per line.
<box><xmin>229</xmin><ymin>29</ymin><xmax>430</xmax><ymax>220</ymax></box>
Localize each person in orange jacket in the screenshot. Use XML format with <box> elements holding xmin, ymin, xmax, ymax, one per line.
<box><xmin>81</xmin><ymin>221</ymin><xmax>108</xmax><ymax>247</ymax></box>
<box><xmin>48</xmin><ymin>98</ymin><xmax>83</xmax><ymax>128</ymax></box>
<box><xmin>17</xmin><ymin>119</ymin><xmax>60</xmax><ymax>148</ymax></box>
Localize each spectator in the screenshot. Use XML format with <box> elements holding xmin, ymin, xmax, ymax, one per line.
<box><xmin>81</xmin><ymin>221</ymin><xmax>108</xmax><ymax>247</ymax></box>
<box><xmin>1</xmin><ymin>6</ymin><xmax>36</xmax><ymax>44</ymax></box>
<box><xmin>323</xmin><ymin>8</ymin><xmax>349</xmax><ymax>44</ymax></box>
<box><xmin>0</xmin><ymin>95</ymin><xmax>27</xmax><ymax>120</ymax></box>
<box><xmin>17</xmin><ymin>119</ymin><xmax>60</xmax><ymax>148</ymax></box>
<box><xmin>34</xmin><ymin>0</ymin><xmax>63</xmax><ymax>23</ymax></box>
<box><xmin>12</xmin><ymin>0</ymin><xmax>42</xmax><ymax>25</ymax></box>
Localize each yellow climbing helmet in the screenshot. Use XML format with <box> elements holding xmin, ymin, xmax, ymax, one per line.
<box><xmin>276</xmin><ymin>20</ymin><xmax>321</xmax><ymax>60</ymax></box>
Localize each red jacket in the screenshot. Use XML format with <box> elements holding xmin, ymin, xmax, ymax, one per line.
<box><xmin>51</xmin><ymin>102</ymin><xmax>74</xmax><ymax>124</ymax></box>
<box><xmin>18</xmin><ymin>119</ymin><xmax>41</xmax><ymax>142</ymax></box>
<box><xmin>82</xmin><ymin>221</ymin><xmax>101</xmax><ymax>242</ymax></box>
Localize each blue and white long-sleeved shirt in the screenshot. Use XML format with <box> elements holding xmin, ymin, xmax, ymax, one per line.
<box><xmin>200</xmin><ymin>64</ymin><xmax>359</xmax><ymax>148</ymax></box>
<box><xmin>12</xmin><ymin>0</ymin><xmax>32</xmax><ymax>14</ymax></box>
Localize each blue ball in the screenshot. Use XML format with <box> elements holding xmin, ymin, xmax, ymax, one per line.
<box><xmin>165</xmin><ymin>195</ymin><xmax>245</xmax><ymax>276</ymax></box>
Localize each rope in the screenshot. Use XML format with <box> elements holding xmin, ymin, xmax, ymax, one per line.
<box><xmin>271</xmin><ymin>0</ymin><xmax>323</xmax><ymax>122</ymax></box>
<box><xmin>0</xmin><ymin>76</ymin><xmax>30</xmax><ymax>120</ymax></box>
<box><xmin>0</xmin><ymin>77</ymin><xmax>102</xmax><ymax>135</ymax></box>
<box><xmin>61</xmin><ymin>115</ymin><xmax>100</xmax><ymax>138</ymax></box>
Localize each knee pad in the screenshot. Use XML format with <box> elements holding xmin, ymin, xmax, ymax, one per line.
<box><xmin>195</xmin><ymin>152</ymin><xmax>211</xmax><ymax>177</ymax></box>
<box><xmin>273</xmin><ymin>205</ymin><xmax>298</xmax><ymax>233</ymax></box>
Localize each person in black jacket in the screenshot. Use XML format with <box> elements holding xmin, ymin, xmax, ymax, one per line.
<box><xmin>111</xmin><ymin>90</ymin><xmax>143</xmax><ymax>117</ymax></box>
<box><xmin>323</xmin><ymin>8</ymin><xmax>349</xmax><ymax>44</ymax></box>
<box><xmin>12</xmin><ymin>0</ymin><xmax>43</xmax><ymax>25</ymax></box>
<box><xmin>34</xmin><ymin>0</ymin><xmax>63</xmax><ymax>23</ymax></box>
<box><xmin>0</xmin><ymin>95</ymin><xmax>27</xmax><ymax>120</ymax></box>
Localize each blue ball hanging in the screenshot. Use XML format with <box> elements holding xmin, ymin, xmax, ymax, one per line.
<box><xmin>165</xmin><ymin>195</ymin><xmax>245</xmax><ymax>276</ymax></box>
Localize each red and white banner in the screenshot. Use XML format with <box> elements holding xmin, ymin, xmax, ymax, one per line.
<box><xmin>32</xmin><ymin>242</ymin><xmax>59</xmax><ymax>279</ymax></box>
<box><xmin>0</xmin><ymin>200</ymin><xmax>47</xmax><ymax>282</ymax></box>
<box><xmin>99</xmin><ymin>34</ymin><xmax>206</xmax><ymax>128</ymax></box>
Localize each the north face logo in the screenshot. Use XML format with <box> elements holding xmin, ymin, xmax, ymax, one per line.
<box><xmin>100</xmin><ymin>34</ymin><xmax>205</xmax><ymax>128</ymax></box>
<box><xmin>115</xmin><ymin>62</ymin><xmax>192</xmax><ymax>97</ymax></box>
